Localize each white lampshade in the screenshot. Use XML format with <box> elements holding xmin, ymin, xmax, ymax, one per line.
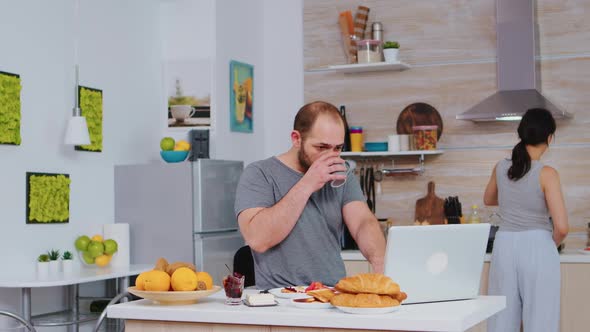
<box><xmin>65</xmin><ymin>115</ymin><xmax>91</xmax><ymax>145</ymax></box>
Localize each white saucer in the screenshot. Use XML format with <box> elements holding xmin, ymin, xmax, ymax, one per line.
<box><xmin>334</xmin><ymin>305</ymin><xmax>401</xmax><ymax>315</ymax></box>
<box><xmin>578</xmin><ymin>249</ymin><xmax>590</xmax><ymax>255</ymax></box>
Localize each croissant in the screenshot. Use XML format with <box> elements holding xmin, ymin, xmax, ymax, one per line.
<box><xmin>330</xmin><ymin>293</ymin><xmax>400</xmax><ymax>308</ymax></box>
<box><xmin>335</xmin><ymin>273</ymin><xmax>400</xmax><ymax>295</ymax></box>
<box><xmin>306</xmin><ymin>288</ymin><xmax>335</xmax><ymax>303</ymax></box>
<box><xmin>395</xmin><ymin>291</ymin><xmax>408</xmax><ymax>303</ymax></box>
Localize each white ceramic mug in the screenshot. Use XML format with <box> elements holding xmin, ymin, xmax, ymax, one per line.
<box><xmin>399</xmin><ymin>135</ymin><xmax>411</xmax><ymax>151</ymax></box>
<box><xmin>170</xmin><ymin>105</ymin><xmax>195</xmax><ymax>122</ymax></box>
<box><xmin>388</xmin><ymin>135</ymin><xmax>401</xmax><ymax>152</ymax></box>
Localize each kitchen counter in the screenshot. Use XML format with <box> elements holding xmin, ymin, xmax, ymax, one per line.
<box><xmin>342</xmin><ymin>249</ymin><xmax>590</xmax><ymax>263</ymax></box>
<box><xmin>107</xmin><ymin>289</ymin><xmax>506</xmax><ymax>332</ymax></box>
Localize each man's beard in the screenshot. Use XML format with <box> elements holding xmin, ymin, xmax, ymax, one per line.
<box><xmin>297</xmin><ymin>142</ymin><xmax>313</xmax><ymax>172</ymax></box>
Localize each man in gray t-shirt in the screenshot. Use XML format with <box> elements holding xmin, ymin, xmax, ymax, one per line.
<box><xmin>234</xmin><ymin>101</ymin><xmax>386</xmax><ymax>289</ymax></box>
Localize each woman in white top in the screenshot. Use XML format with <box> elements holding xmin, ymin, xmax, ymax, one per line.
<box><xmin>484</xmin><ymin>108</ymin><xmax>568</xmax><ymax>332</ymax></box>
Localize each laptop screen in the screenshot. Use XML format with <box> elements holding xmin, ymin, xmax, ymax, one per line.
<box><xmin>384</xmin><ymin>224</ymin><xmax>490</xmax><ymax>304</ymax></box>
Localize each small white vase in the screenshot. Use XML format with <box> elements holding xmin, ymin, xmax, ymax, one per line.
<box><xmin>49</xmin><ymin>260</ymin><xmax>60</xmax><ymax>274</ymax></box>
<box><xmin>37</xmin><ymin>262</ymin><xmax>49</xmax><ymax>278</ymax></box>
<box><xmin>62</xmin><ymin>259</ymin><xmax>74</xmax><ymax>275</ymax></box>
<box><xmin>383</xmin><ymin>48</ymin><xmax>399</xmax><ymax>63</ymax></box>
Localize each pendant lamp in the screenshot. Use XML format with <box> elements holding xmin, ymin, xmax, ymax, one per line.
<box><xmin>64</xmin><ymin>0</ymin><xmax>90</xmax><ymax>145</ymax></box>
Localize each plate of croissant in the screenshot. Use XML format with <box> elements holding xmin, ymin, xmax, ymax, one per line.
<box><xmin>329</xmin><ymin>273</ymin><xmax>407</xmax><ymax>315</ymax></box>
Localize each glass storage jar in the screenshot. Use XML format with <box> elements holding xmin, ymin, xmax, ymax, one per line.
<box><xmin>355</xmin><ymin>39</ymin><xmax>382</xmax><ymax>64</ymax></box>
<box><xmin>413</xmin><ymin>125</ymin><xmax>438</xmax><ymax>150</ymax></box>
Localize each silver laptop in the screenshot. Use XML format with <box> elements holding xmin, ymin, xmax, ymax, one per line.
<box><xmin>384</xmin><ymin>224</ymin><xmax>490</xmax><ymax>304</ymax></box>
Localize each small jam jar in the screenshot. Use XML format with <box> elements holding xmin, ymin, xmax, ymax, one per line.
<box><xmin>412</xmin><ymin>125</ymin><xmax>438</xmax><ymax>150</ymax></box>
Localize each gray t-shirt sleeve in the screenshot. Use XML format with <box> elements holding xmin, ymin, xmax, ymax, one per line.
<box><xmin>234</xmin><ymin>163</ymin><xmax>275</xmax><ymax>217</ymax></box>
<box><xmin>342</xmin><ymin>170</ymin><xmax>366</xmax><ymax>206</ymax></box>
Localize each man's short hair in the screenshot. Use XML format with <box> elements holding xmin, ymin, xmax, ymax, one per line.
<box><xmin>293</xmin><ymin>101</ymin><xmax>344</xmax><ymax>140</ymax></box>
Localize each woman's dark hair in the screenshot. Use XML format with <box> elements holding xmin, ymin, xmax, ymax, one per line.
<box><xmin>508</xmin><ymin>108</ymin><xmax>556</xmax><ymax>181</ymax></box>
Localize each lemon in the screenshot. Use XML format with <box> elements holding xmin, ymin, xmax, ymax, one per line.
<box><xmin>91</xmin><ymin>234</ymin><xmax>103</xmax><ymax>242</ymax></box>
<box><xmin>95</xmin><ymin>254</ymin><xmax>112</xmax><ymax>267</ymax></box>
<box><xmin>174</xmin><ymin>140</ymin><xmax>190</xmax><ymax>151</ymax></box>
<box><xmin>195</xmin><ymin>271</ymin><xmax>213</xmax><ymax>290</ymax></box>
<box><xmin>135</xmin><ymin>272</ymin><xmax>147</xmax><ymax>290</ymax></box>
<box><xmin>171</xmin><ymin>267</ymin><xmax>198</xmax><ymax>291</ymax></box>
<box><xmin>143</xmin><ymin>270</ymin><xmax>171</xmax><ymax>291</ymax></box>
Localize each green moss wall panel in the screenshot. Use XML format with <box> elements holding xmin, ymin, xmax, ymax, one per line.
<box><xmin>0</xmin><ymin>71</ymin><xmax>22</xmax><ymax>145</ymax></box>
<box><xmin>26</xmin><ymin>172</ymin><xmax>71</xmax><ymax>224</ymax></box>
<box><xmin>76</xmin><ymin>86</ymin><xmax>103</xmax><ymax>152</ymax></box>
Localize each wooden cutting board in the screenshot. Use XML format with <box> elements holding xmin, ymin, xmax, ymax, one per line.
<box><xmin>414</xmin><ymin>181</ymin><xmax>446</xmax><ymax>225</ymax></box>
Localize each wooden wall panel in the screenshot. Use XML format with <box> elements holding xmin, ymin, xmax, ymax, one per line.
<box><xmin>304</xmin><ymin>0</ymin><xmax>590</xmax><ymax>243</ymax></box>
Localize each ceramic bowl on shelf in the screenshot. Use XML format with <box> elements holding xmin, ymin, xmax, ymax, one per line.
<box><xmin>364</xmin><ymin>142</ymin><xmax>388</xmax><ymax>152</ymax></box>
<box><xmin>160</xmin><ymin>150</ymin><xmax>189</xmax><ymax>163</ymax></box>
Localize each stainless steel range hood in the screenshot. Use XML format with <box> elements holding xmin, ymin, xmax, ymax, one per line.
<box><xmin>456</xmin><ymin>0</ymin><xmax>572</xmax><ymax>122</ymax></box>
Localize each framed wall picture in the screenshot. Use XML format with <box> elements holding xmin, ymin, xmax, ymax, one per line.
<box><xmin>229</xmin><ymin>60</ymin><xmax>253</xmax><ymax>133</ymax></box>
<box><xmin>0</xmin><ymin>70</ymin><xmax>22</xmax><ymax>145</ymax></box>
<box><xmin>75</xmin><ymin>86</ymin><xmax>103</xmax><ymax>152</ymax></box>
<box><xmin>164</xmin><ymin>59</ymin><xmax>212</xmax><ymax>128</ymax></box>
<box><xmin>26</xmin><ymin>172</ymin><xmax>71</xmax><ymax>224</ymax></box>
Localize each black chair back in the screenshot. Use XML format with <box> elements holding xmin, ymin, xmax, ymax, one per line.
<box><xmin>233</xmin><ymin>245</ymin><xmax>255</xmax><ymax>287</ymax></box>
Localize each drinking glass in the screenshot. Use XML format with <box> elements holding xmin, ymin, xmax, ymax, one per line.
<box><xmin>223</xmin><ymin>274</ymin><xmax>245</xmax><ymax>305</ymax></box>
<box><xmin>331</xmin><ymin>160</ymin><xmax>353</xmax><ymax>188</ymax></box>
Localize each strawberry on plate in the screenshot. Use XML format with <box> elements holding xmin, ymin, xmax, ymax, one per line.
<box><xmin>305</xmin><ymin>281</ymin><xmax>327</xmax><ymax>292</ymax></box>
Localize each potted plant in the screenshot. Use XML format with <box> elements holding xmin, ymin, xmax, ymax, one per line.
<box><xmin>383</xmin><ymin>41</ymin><xmax>400</xmax><ymax>63</ymax></box>
<box><xmin>48</xmin><ymin>249</ymin><xmax>61</xmax><ymax>274</ymax></box>
<box><xmin>37</xmin><ymin>254</ymin><xmax>50</xmax><ymax>278</ymax></box>
<box><xmin>62</xmin><ymin>250</ymin><xmax>74</xmax><ymax>274</ymax></box>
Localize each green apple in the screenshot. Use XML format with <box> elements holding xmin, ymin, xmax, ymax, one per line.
<box><xmin>87</xmin><ymin>241</ymin><xmax>105</xmax><ymax>258</ymax></box>
<box><xmin>160</xmin><ymin>137</ymin><xmax>175</xmax><ymax>151</ymax></box>
<box><xmin>82</xmin><ymin>251</ymin><xmax>95</xmax><ymax>264</ymax></box>
<box><xmin>75</xmin><ymin>235</ymin><xmax>91</xmax><ymax>251</ymax></box>
<box><xmin>103</xmin><ymin>239</ymin><xmax>118</xmax><ymax>255</ymax></box>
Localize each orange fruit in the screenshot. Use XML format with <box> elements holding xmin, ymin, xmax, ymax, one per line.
<box><xmin>143</xmin><ymin>270</ymin><xmax>171</xmax><ymax>291</ymax></box>
<box><xmin>135</xmin><ymin>271</ymin><xmax>149</xmax><ymax>290</ymax></box>
<box><xmin>171</xmin><ymin>267</ymin><xmax>198</xmax><ymax>291</ymax></box>
<box><xmin>91</xmin><ymin>234</ymin><xmax>103</xmax><ymax>242</ymax></box>
<box><xmin>195</xmin><ymin>271</ymin><xmax>213</xmax><ymax>290</ymax></box>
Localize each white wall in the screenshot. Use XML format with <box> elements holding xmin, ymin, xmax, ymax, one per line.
<box><xmin>261</xmin><ymin>0</ymin><xmax>304</xmax><ymax>156</ymax></box>
<box><xmin>212</xmin><ymin>0</ymin><xmax>266</xmax><ymax>164</ymax></box>
<box><xmin>0</xmin><ymin>0</ymin><xmax>163</xmax><ymax>328</ymax></box>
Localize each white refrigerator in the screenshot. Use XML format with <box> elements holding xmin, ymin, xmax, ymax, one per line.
<box><xmin>114</xmin><ymin>160</ymin><xmax>245</xmax><ymax>284</ymax></box>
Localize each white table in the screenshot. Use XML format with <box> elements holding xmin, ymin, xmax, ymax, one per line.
<box><xmin>108</xmin><ymin>289</ymin><xmax>506</xmax><ymax>332</ymax></box>
<box><xmin>0</xmin><ymin>264</ymin><xmax>151</xmax><ymax>331</ymax></box>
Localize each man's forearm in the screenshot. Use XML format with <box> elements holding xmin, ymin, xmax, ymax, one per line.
<box><xmin>242</xmin><ymin>180</ymin><xmax>313</xmax><ymax>252</ymax></box>
<box><xmin>355</xmin><ymin>219</ymin><xmax>386</xmax><ymax>273</ymax></box>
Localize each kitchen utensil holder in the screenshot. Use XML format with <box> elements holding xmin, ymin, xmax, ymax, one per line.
<box><xmin>379</xmin><ymin>154</ymin><xmax>425</xmax><ymax>175</ymax></box>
